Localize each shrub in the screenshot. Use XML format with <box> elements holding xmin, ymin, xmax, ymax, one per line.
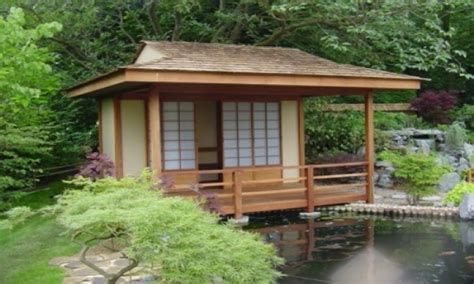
<box><xmin>379</xmin><ymin>151</ymin><xmax>451</xmax><ymax>204</ymax></box>
<box><xmin>47</xmin><ymin>170</ymin><xmax>283</xmax><ymax>283</ymax></box>
<box><xmin>305</xmin><ymin>98</ymin><xmax>364</xmax><ymax>161</ymax></box>
<box><xmin>455</xmin><ymin>104</ymin><xmax>474</xmax><ymax>130</ymax></box>
<box><xmin>445</xmin><ymin>123</ymin><xmax>467</xmax><ymax>153</ymax></box>
<box><xmin>374</xmin><ymin>112</ymin><xmax>427</xmax><ymax>130</ymax></box>
<box><xmin>443</xmin><ymin>182</ymin><xmax>474</xmax><ymax>206</ymax></box>
<box><xmin>410</xmin><ymin>90</ymin><xmax>458</xmax><ymax>125</ymax></box>
<box><xmin>76</xmin><ymin>152</ymin><xmax>114</xmax><ymax>180</ymax></box>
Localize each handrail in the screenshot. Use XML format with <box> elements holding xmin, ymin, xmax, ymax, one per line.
<box><xmin>164</xmin><ymin>161</ymin><xmax>370</xmax><ymax>216</ymax></box>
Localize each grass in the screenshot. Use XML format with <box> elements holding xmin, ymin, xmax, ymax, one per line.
<box><xmin>0</xmin><ymin>180</ymin><xmax>79</xmax><ymax>284</ymax></box>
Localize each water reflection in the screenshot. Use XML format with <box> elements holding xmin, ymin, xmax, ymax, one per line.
<box><xmin>246</xmin><ymin>214</ymin><xmax>474</xmax><ymax>284</ymax></box>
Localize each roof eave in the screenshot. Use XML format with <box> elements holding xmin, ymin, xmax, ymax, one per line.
<box><xmin>66</xmin><ymin>69</ymin><xmax>423</xmax><ymax>97</ymax></box>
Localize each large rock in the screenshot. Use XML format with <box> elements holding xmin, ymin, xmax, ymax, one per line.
<box><xmin>377</xmin><ymin>173</ymin><xmax>394</xmax><ymax>188</ymax></box>
<box><xmin>459</xmin><ymin>157</ymin><xmax>470</xmax><ymax>172</ymax></box>
<box><xmin>415</xmin><ymin>139</ymin><xmax>434</xmax><ymax>155</ymax></box>
<box><xmin>437</xmin><ymin>172</ymin><xmax>461</xmax><ymax>192</ymax></box>
<box><xmin>460</xmin><ymin>193</ymin><xmax>474</xmax><ymax>220</ymax></box>
<box><xmin>464</xmin><ymin>143</ymin><xmax>474</xmax><ymax>157</ymax></box>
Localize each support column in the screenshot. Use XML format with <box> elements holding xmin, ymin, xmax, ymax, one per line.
<box><xmin>233</xmin><ymin>170</ymin><xmax>243</xmax><ymax>219</ymax></box>
<box><xmin>364</xmin><ymin>91</ymin><xmax>374</xmax><ymax>203</ymax></box>
<box><xmin>113</xmin><ymin>97</ymin><xmax>123</xmax><ymax>178</ymax></box>
<box><xmin>148</xmin><ymin>91</ymin><xmax>162</xmax><ymax>176</ymax></box>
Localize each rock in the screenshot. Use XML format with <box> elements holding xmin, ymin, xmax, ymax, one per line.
<box><xmin>464</xmin><ymin>143</ymin><xmax>474</xmax><ymax>157</ymax></box>
<box><xmin>437</xmin><ymin>172</ymin><xmax>461</xmax><ymax>192</ymax></box>
<box><xmin>460</xmin><ymin>194</ymin><xmax>474</xmax><ymax>220</ymax></box>
<box><xmin>376</xmin><ymin>161</ymin><xmax>393</xmax><ymax>168</ymax></box>
<box><xmin>415</xmin><ymin>139</ymin><xmax>434</xmax><ymax>155</ymax></box>
<box><xmin>460</xmin><ymin>222</ymin><xmax>474</xmax><ymax>246</ymax></box>
<box><xmin>459</xmin><ymin>158</ymin><xmax>470</xmax><ymax>172</ymax></box>
<box><xmin>377</xmin><ymin>174</ymin><xmax>393</xmax><ymax>188</ymax></box>
<box><xmin>391</xmin><ymin>193</ymin><xmax>407</xmax><ymax>200</ymax></box>
<box><xmin>91</xmin><ymin>276</ymin><xmax>107</xmax><ymax>284</ymax></box>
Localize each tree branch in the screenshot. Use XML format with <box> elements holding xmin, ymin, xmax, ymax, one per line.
<box><xmin>147</xmin><ymin>0</ymin><xmax>161</xmax><ymax>36</ymax></box>
<box><xmin>172</xmin><ymin>11</ymin><xmax>182</xmax><ymax>41</ymax></box>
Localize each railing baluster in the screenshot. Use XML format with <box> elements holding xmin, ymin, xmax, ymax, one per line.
<box><xmin>233</xmin><ymin>170</ymin><xmax>243</xmax><ymax>219</ymax></box>
<box><xmin>305</xmin><ymin>166</ymin><xmax>314</xmax><ymax>213</ymax></box>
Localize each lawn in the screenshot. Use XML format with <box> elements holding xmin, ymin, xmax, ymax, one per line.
<box><xmin>0</xmin><ymin>180</ymin><xmax>79</xmax><ymax>284</ymax></box>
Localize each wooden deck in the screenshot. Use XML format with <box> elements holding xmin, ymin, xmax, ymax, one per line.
<box><xmin>164</xmin><ymin>162</ymin><xmax>371</xmax><ymax>217</ymax></box>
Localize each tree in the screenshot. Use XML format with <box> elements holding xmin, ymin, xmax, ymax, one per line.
<box><xmin>379</xmin><ymin>151</ymin><xmax>451</xmax><ymax>205</ymax></box>
<box><xmin>47</xmin><ymin>170</ymin><xmax>283</xmax><ymax>283</ymax></box>
<box><xmin>0</xmin><ymin>7</ymin><xmax>61</xmax><ymax>199</ymax></box>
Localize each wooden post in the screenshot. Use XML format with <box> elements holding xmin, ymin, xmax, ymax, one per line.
<box><xmin>97</xmin><ymin>99</ymin><xmax>103</xmax><ymax>153</ymax></box>
<box><xmin>148</xmin><ymin>91</ymin><xmax>162</xmax><ymax>176</ymax></box>
<box><xmin>298</xmin><ymin>99</ymin><xmax>305</xmax><ymax>178</ymax></box>
<box><xmin>233</xmin><ymin>170</ymin><xmax>243</xmax><ymax>219</ymax></box>
<box><xmin>364</xmin><ymin>91</ymin><xmax>374</xmax><ymax>203</ymax></box>
<box><xmin>113</xmin><ymin>97</ymin><xmax>123</xmax><ymax>178</ymax></box>
<box><xmin>305</xmin><ymin>167</ymin><xmax>314</xmax><ymax>212</ymax></box>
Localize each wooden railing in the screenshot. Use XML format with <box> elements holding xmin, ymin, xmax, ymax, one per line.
<box><xmin>163</xmin><ymin>161</ymin><xmax>370</xmax><ymax>218</ymax></box>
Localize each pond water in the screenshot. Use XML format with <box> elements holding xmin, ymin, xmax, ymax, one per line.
<box><xmin>244</xmin><ymin>212</ymin><xmax>474</xmax><ymax>284</ymax></box>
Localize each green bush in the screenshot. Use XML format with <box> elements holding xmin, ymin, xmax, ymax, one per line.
<box><xmin>445</xmin><ymin>123</ymin><xmax>467</xmax><ymax>153</ymax></box>
<box><xmin>304</xmin><ymin>99</ymin><xmax>364</xmax><ymax>161</ymax></box>
<box><xmin>455</xmin><ymin>104</ymin><xmax>474</xmax><ymax>130</ymax></box>
<box><xmin>47</xmin><ymin>170</ymin><xmax>283</xmax><ymax>283</ymax></box>
<box><xmin>374</xmin><ymin>112</ymin><xmax>427</xmax><ymax>130</ymax></box>
<box><xmin>379</xmin><ymin>151</ymin><xmax>451</xmax><ymax>204</ymax></box>
<box><xmin>443</xmin><ymin>182</ymin><xmax>474</xmax><ymax>206</ymax></box>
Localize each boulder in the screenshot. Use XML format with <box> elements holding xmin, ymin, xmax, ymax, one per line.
<box><xmin>464</xmin><ymin>143</ymin><xmax>474</xmax><ymax>157</ymax></box>
<box><xmin>376</xmin><ymin>160</ymin><xmax>393</xmax><ymax>168</ymax></box>
<box><xmin>415</xmin><ymin>139</ymin><xmax>433</xmax><ymax>155</ymax></box>
<box><xmin>459</xmin><ymin>157</ymin><xmax>470</xmax><ymax>172</ymax></box>
<box><xmin>437</xmin><ymin>172</ymin><xmax>461</xmax><ymax>192</ymax></box>
<box><xmin>377</xmin><ymin>173</ymin><xmax>393</xmax><ymax>188</ymax></box>
<box><xmin>460</xmin><ymin>193</ymin><xmax>474</xmax><ymax>220</ymax></box>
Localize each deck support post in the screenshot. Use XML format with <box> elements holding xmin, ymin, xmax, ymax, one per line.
<box><xmin>233</xmin><ymin>170</ymin><xmax>243</xmax><ymax>219</ymax></box>
<box><xmin>364</xmin><ymin>91</ymin><xmax>374</xmax><ymax>203</ymax></box>
<box><xmin>148</xmin><ymin>90</ymin><xmax>161</xmax><ymax>176</ymax></box>
<box><xmin>305</xmin><ymin>167</ymin><xmax>315</xmax><ymax>212</ymax></box>
<box><xmin>113</xmin><ymin>97</ymin><xmax>123</xmax><ymax>178</ymax></box>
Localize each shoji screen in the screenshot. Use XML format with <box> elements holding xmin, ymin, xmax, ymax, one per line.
<box><xmin>253</xmin><ymin>102</ymin><xmax>280</xmax><ymax>166</ymax></box>
<box><xmin>222</xmin><ymin>102</ymin><xmax>280</xmax><ymax>168</ymax></box>
<box><xmin>162</xmin><ymin>102</ymin><xmax>196</xmax><ymax>170</ymax></box>
<box><xmin>222</xmin><ymin>102</ymin><xmax>252</xmax><ymax>167</ymax></box>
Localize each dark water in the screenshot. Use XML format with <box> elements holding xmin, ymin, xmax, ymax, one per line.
<box><xmin>244</xmin><ymin>212</ymin><xmax>474</xmax><ymax>284</ymax></box>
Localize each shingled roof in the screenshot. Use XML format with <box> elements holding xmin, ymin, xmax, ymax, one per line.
<box><xmin>67</xmin><ymin>40</ymin><xmax>424</xmax><ymax>97</ymax></box>
<box><xmin>129</xmin><ymin>41</ymin><xmax>420</xmax><ymax>81</ymax></box>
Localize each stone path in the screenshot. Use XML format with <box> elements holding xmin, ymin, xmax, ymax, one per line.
<box><xmin>50</xmin><ymin>246</ymin><xmax>157</xmax><ymax>284</ymax></box>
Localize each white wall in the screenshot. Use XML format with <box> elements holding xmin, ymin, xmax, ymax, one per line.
<box><xmin>101</xmin><ymin>99</ymin><xmax>115</xmax><ymax>164</ymax></box>
<box><xmin>281</xmin><ymin>100</ymin><xmax>300</xmax><ymax>179</ymax></box>
<box><xmin>121</xmin><ymin>100</ymin><xmax>147</xmax><ymax>176</ymax></box>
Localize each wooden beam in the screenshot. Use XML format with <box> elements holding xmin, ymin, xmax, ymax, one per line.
<box><xmin>364</xmin><ymin>91</ymin><xmax>375</xmax><ymax>203</ymax></box>
<box><xmin>127</xmin><ymin>69</ymin><xmax>422</xmax><ymax>90</ymax></box>
<box><xmin>148</xmin><ymin>89</ymin><xmax>162</xmax><ymax>175</ymax></box>
<box><xmin>66</xmin><ymin>69</ymin><xmax>422</xmax><ymax>97</ymax></box>
<box><xmin>113</xmin><ymin>97</ymin><xmax>123</xmax><ymax>178</ymax></box>
<box><xmin>305</xmin><ymin>167</ymin><xmax>314</xmax><ymax>213</ymax></box>
<box><xmin>233</xmin><ymin>170</ymin><xmax>243</xmax><ymax>219</ymax></box>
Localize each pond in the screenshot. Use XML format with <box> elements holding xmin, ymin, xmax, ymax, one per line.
<box><xmin>244</xmin><ymin>212</ymin><xmax>474</xmax><ymax>284</ymax></box>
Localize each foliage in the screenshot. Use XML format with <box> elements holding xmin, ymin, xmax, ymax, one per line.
<box><xmin>443</xmin><ymin>182</ymin><xmax>474</xmax><ymax>206</ymax></box>
<box><xmin>305</xmin><ymin>98</ymin><xmax>364</xmax><ymax>161</ymax></box>
<box><xmin>0</xmin><ymin>7</ymin><xmax>61</xmax><ymax>196</ymax></box>
<box><xmin>374</xmin><ymin>112</ymin><xmax>427</xmax><ymax>131</ymax></box>
<box><xmin>445</xmin><ymin>123</ymin><xmax>467</xmax><ymax>153</ymax></box>
<box><xmin>76</xmin><ymin>152</ymin><xmax>114</xmax><ymax>181</ymax></box>
<box><xmin>410</xmin><ymin>90</ymin><xmax>458</xmax><ymax>125</ymax></box>
<box><xmin>455</xmin><ymin>104</ymin><xmax>474</xmax><ymax>130</ymax></box>
<box><xmin>379</xmin><ymin>151</ymin><xmax>451</xmax><ymax>204</ymax></box>
<box><xmin>46</xmin><ymin>170</ymin><xmax>282</xmax><ymax>283</ymax></box>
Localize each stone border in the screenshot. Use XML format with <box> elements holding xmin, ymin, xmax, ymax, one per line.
<box><xmin>317</xmin><ymin>203</ymin><xmax>459</xmax><ymax>218</ymax></box>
